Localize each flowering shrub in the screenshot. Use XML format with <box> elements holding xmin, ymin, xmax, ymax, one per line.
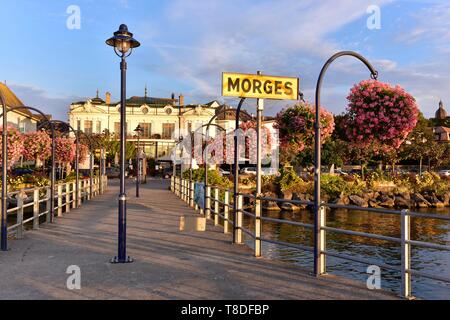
<box><xmin>343</xmin><ymin>80</ymin><xmax>419</xmax><ymax>153</ymax></box>
<box><xmin>0</xmin><ymin>126</ymin><xmax>24</xmax><ymax>169</ymax></box>
<box><xmin>22</xmin><ymin>131</ymin><xmax>52</xmax><ymax>162</ymax></box>
<box><xmin>275</xmin><ymin>102</ymin><xmax>335</xmax><ymax>155</ymax></box>
<box><xmin>55</xmin><ymin>137</ymin><xmax>76</xmax><ymax>164</ymax></box>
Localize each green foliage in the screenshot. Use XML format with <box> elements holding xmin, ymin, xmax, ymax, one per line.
<box><xmin>414</xmin><ymin>172</ymin><xmax>448</xmax><ymax>195</ymax></box>
<box><xmin>182</xmin><ymin>168</ymin><xmax>232</xmax><ymax>190</ymax></box>
<box><xmin>320</xmin><ymin>174</ymin><xmax>366</xmax><ymax>198</ymax></box>
<box><xmin>276</xmin><ymin>166</ymin><xmax>311</xmax><ymax>194</ymax></box>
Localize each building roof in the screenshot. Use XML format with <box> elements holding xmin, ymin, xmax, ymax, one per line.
<box><xmin>435</xmin><ymin>100</ymin><xmax>448</xmax><ymax>119</ymax></box>
<box><xmin>215</xmin><ymin>104</ymin><xmax>252</xmax><ymax>121</ymax></box>
<box><xmin>0</xmin><ymin>82</ymin><xmax>40</xmax><ymax>120</ymax></box>
<box><xmin>126</xmin><ymin>96</ymin><xmax>178</xmax><ymax>106</ymax></box>
<box><xmin>435</xmin><ymin>126</ymin><xmax>450</xmax><ymax>133</ymax></box>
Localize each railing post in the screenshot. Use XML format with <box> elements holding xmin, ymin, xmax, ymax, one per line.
<box><xmin>46</xmin><ymin>187</ymin><xmax>51</xmax><ymax>223</ymax></box>
<box><xmin>77</xmin><ymin>180</ymin><xmax>82</xmax><ymax>207</ymax></box>
<box><xmin>235</xmin><ymin>194</ymin><xmax>243</xmax><ymax>244</ymax></box>
<box><xmin>71</xmin><ymin>182</ymin><xmax>76</xmax><ymax>209</ymax></box>
<box><xmin>86</xmin><ymin>179</ymin><xmax>91</xmax><ymax>200</ymax></box>
<box><xmin>182</xmin><ymin>179</ymin><xmax>186</xmax><ymax>201</ymax></box>
<box><xmin>65</xmin><ymin>183</ymin><xmax>71</xmax><ymax>213</ymax></box>
<box><xmin>255</xmin><ymin>195</ymin><xmax>262</xmax><ymax>257</ymax></box>
<box><xmin>401</xmin><ymin>209</ymin><xmax>413</xmax><ymax>299</ymax></box>
<box><xmin>33</xmin><ymin>188</ymin><xmax>40</xmax><ymax>230</ymax></box>
<box><xmin>214</xmin><ymin>188</ymin><xmax>219</xmax><ymax>226</ymax></box>
<box><xmin>318</xmin><ymin>206</ymin><xmax>327</xmax><ymax>275</ymax></box>
<box><xmin>57</xmin><ymin>184</ymin><xmax>63</xmax><ymax>217</ymax></box>
<box><xmin>189</xmin><ymin>181</ymin><xmax>195</xmax><ymax>208</ymax></box>
<box><xmin>16</xmin><ymin>190</ymin><xmax>25</xmax><ymax>239</ymax></box>
<box><xmin>224</xmin><ymin>190</ymin><xmax>230</xmax><ymax>234</ymax></box>
<box><xmin>205</xmin><ymin>186</ymin><xmax>211</xmax><ymax>219</ymax></box>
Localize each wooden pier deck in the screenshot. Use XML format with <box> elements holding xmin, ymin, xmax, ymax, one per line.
<box><xmin>0</xmin><ymin>179</ymin><xmax>398</xmax><ymax>300</ymax></box>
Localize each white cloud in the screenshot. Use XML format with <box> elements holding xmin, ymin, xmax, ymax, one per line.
<box><xmin>143</xmin><ymin>0</ymin><xmax>394</xmax><ymax>108</ymax></box>
<box><xmin>8</xmin><ymin>83</ymin><xmax>84</xmax><ymax>121</ymax></box>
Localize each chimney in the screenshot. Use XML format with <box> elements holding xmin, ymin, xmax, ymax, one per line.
<box><xmin>106</xmin><ymin>92</ymin><xmax>111</xmax><ymax>104</ymax></box>
<box><xmin>179</xmin><ymin>94</ymin><xmax>184</xmax><ymax>107</ymax></box>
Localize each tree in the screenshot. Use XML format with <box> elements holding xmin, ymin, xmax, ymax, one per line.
<box><xmin>343</xmin><ymin>80</ymin><xmax>419</xmax><ymax>174</ymax></box>
<box><xmin>0</xmin><ymin>126</ymin><xmax>24</xmax><ymax>169</ymax></box>
<box><xmin>274</xmin><ymin>102</ymin><xmax>334</xmax><ymax>166</ymax></box>
<box><xmin>22</xmin><ymin>131</ymin><xmax>52</xmax><ymax>166</ymax></box>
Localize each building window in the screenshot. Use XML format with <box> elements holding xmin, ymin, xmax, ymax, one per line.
<box><xmin>77</xmin><ymin>120</ymin><xmax>81</xmax><ymax>130</ymax></box>
<box><xmin>162</xmin><ymin>123</ymin><xmax>175</xmax><ymax>139</ymax></box>
<box><xmin>139</xmin><ymin>123</ymin><xmax>151</xmax><ymax>138</ymax></box>
<box><xmin>114</xmin><ymin>122</ymin><xmax>127</xmax><ymax>138</ymax></box>
<box><xmin>165</xmin><ymin>107</ymin><xmax>172</xmax><ymax>115</ymax></box>
<box><xmin>114</xmin><ymin>122</ymin><xmax>120</xmax><ymax>138</ymax></box>
<box><xmin>84</xmin><ymin>120</ymin><xmax>93</xmax><ymax>135</ymax></box>
<box><xmin>142</xmin><ymin>106</ymin><xmax>149</xmax><ymax>114</ymax></box>
<box><xmin>187</xmin><ymin>122</ymin><xmax>192</xmax><ymax>134</ymax></box>
<box><xmin>96</xmin><ymin>120</ymin><xmax>101</xmax><ymax>134</ymax></box>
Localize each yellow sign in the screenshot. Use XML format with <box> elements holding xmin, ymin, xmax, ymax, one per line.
<box><xmin>222</xmin><ymin>72</ymin><xmax>299</xmax><ymax>100</ymax></box>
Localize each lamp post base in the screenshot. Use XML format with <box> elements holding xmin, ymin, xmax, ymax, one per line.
<box><xmin>110</xmin><ymin>256</ymin><xmax>134</xmax><ymax>264</ymax></box>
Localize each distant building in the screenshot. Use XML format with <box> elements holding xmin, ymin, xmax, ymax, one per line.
<box><xmin>435</xmin><ymin>100</ymin><xmax>448</xmax><ymax>120</ymax></box>
<box><xmin>432</xmin><ymin>100</ymin><xmax>450</xmax><ymax>142</ymax></box>
<box><xmin>434</xmin><ymin>126</ymin><xmax>450</xmax><ymax>142</ymax></box>
<box><xmin>68</xmin><ymin>88</ymin><xmax>222</xmax><ymax>160</ymax></box>
<box><xmin>0</xmin><ymin>82</ymin><xmax>42</xmax><ymax>133</ymax></box>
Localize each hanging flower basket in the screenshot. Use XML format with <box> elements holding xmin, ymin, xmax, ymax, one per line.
<box><xmin>343</xmin><ymin>80</ymin><xmax>419</xmax><ymax>153</ymax></box>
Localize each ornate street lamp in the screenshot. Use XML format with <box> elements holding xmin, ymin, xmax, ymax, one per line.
<box><xmin>106</xmin><ymin>24</ymin><xmax>140</xmax><ymax>264</ymax></box>
<box><xmin>134</xmin><ymin>124</ymin><xmax>144</xmax><ymax>198</ymax></box>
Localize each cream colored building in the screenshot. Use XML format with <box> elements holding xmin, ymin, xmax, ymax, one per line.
<box><xmin>68</xmin><ymin>90</ymin><xmax>223</xmax><ymax>160</ymax></box>
<box><xmin>0</xmin><ymin>83</ymin><xmax>41</xmax><ymax>133</ymax></box>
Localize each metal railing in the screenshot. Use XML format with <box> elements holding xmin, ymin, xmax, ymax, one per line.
<box><xmin>4</xmin><ymin>176</ymin><xmax>108</xmax><ymax>238</ymax></box>
<box><xmin>171</xmin><ymin>176</ymin><xmax>450</xmax><ymax>299</ymax></box>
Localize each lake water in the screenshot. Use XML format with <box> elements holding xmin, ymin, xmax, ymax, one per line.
<box><xmin>242</xmin><ymin>208</ymin><xmax>450</xmax><ymax>300</ymax></box>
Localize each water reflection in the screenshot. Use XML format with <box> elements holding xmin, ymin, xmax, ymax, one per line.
<box><xmin>242</xmin><ymin>208</ymin><xmax>450</xmax><ymax>299</ymax></box>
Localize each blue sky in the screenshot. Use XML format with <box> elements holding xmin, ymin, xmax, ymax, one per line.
<box><xmin>1</xmin><ymin>0</ymin><xmax>449</xmax><ymax>120</ymax></box>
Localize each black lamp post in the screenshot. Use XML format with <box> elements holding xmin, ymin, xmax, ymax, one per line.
<box><xmin>106</xmin><ymin>24</ymin><xmax>140</xmax><ymax>264</ymax></box>
<box><xmin>1</xmin><ymin>91</ymin><xmax>8</xmax><ymax>251</ymax></box>
<box><xmin>134</xmin><ymin>124</ymin><xmax>143</xmax><ymax>197</ymax></box>
<box><xmin>313</xmin><ymin>51</ymin><xmax>378</xmax><ymax>276</ymax></box>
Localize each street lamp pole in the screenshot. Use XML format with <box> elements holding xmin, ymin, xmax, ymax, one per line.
<box><xmin>313</xmin><ymin>51</ymin><xmax>378</xmax><ymax>276</ymax></box>
<box><xmin>134</xmin><ymin>125</ymin><xmax>143</xmax><ymax>198</ymax></box>
<box><xmin>107</xmin><ymin>24</ymin><xmax>140</xmax><ymax>264</ymax></box>
<box><xmin>1</xmin><ymin>90</ymin><xmax>8</xmax><ymax>251</ymax></box>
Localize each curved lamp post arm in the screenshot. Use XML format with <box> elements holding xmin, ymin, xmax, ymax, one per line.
<box><xmin>0</xmin><ymin>105</ymin><xmax>56</xmax><ymax>250</ymax></box>
<box><xmin>313</xmin><ymin>51</ymin><xmax>378</xmax><ymax>276</ymax></box>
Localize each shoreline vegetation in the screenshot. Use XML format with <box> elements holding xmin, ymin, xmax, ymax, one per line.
<box><xmin>184</xmin><ymin>167</ymin><xmax>450</xmax><ymax>212</ymax></box>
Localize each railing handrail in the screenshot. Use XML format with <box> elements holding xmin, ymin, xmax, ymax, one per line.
<box><xmin>175</xmin><ymin>176</ymin><xmax>450</xmax><ymax>299</ymax></box>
